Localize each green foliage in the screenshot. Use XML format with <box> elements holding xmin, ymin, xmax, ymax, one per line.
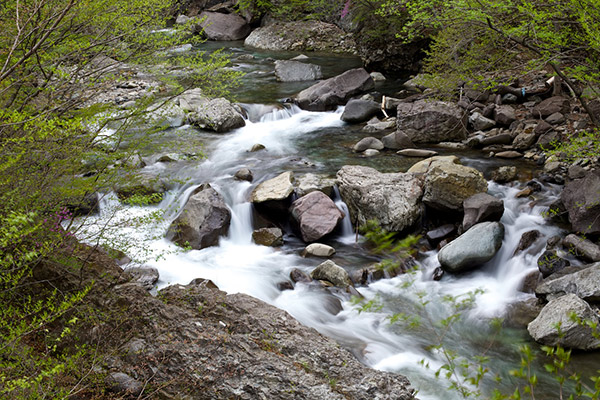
<box><xmin>545</xmin><ymin>129</ymin><xmax>600</xmax><ymax>163</ymax></box>
<box><xmin>237</xmin><ymin>0</ymin><xmax>344</xmax><ymax>22</ymax></box>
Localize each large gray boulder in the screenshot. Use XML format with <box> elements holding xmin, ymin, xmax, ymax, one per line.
<box><xmin>290</xmin><ymin>191</ymin><xmax>344</xmax><ymax>243</ymax></box>
<box><xmin>295</xmin><ymin>68</ymin><xmax>374</xmax><ymax>111</ymax></box>
<box><xmin>310</xmin><ymin>260</ymin><xmax>352</xmax><ymax>288</ymax></box>
<box><xmin>251</xmin><ymin>172</ymin><xmax>294</xmax><ymax>204</ymax></box>
<box><xmin>274</xmin><ymin>60</ymin><xmax>322</xmax><ymax>82</ymax></box>
<box><xmin>408</xmin><ymin>156</ymin><xmax>488</xmax><ymax>211</ymax></box>
<box><xmin>341</xmin><ymin>99</ymin><xmax>380</xmax><ymax>123</ymax></box>
<box><xmin>336</xmin><ymin>165</ymin><xmax>424</xmax><ymax>232</ymax></box>
<box><xmin>294</xmin><ymin>173</ymin><xmax>335</xmax><ymax>198</ymax></box>
<box><xmin>561</xmin><ymin>170</ymin><xmax>600</xmax><ymax>235</ymax></box>
<box><xmin>527</xmin><ymin>294</ymin><xmax>600</xmax><ymax>350</ymax></box>
<box><xmin>179</xmin><ymin>90</ymin><xmax>245</xmax><ymax>132</ymax></box>
<box><xmin>244</xmin><ymin>21</ymin><xmax>356</xmax><ymax>54</ymax></box>
<box><xmin>462</xmin><ymin>193</ymin><xmax>504</xmax><ymax>231</ymax></box>
<box><xmin>438</xmin><ymin>222</ymin><xmax>505</xmax><ymax>273</ymax></box>
<box><xmin>197</xmin><ymin>12</ymin><xmax>251</xmax><ymax>41</ymax></box>
<box><xmin>396</xmin><ymin>100</ymin><xmax>467</xmax><ymax>143</ymax></box>
<box><xmin>536</xmin><ymin>262</ymin><xmax>600</xmax><ymax>301</ymax></box>
<box><xmin>166</xmin><ymin>184</ymin><xmax>231</xmax><ymax>250</ymax></box>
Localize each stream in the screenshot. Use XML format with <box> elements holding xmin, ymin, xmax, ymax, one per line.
<box><xmin>75</xmin><ymin>42</ymin><xmax>599</xmax><ymax>399</ymax></box>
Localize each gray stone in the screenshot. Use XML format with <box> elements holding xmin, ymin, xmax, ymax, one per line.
<box><xmin>469</xmin><ymin>112</ymin><xmax>496</xmax><ymax>131</ymax></box>
<box><xmin>251</xmin><ymin>172</ymin><xmax>294</xmax><ymax>203</ymax></box>
<box><xmin>462</xmin><ymin>193</ymin><xmax>504</xmax><ymax>231</ymax></box>
<box><xmin>250</xmin><ymin>143</ymin><xmax>265</xmax><ymax>152</ymax></box>
<box><xmin>382</xmin><ymin>130</ymin><xmax>415</xmax><ymax>149</ymax></box>
<box><xmin>175</xmin><ymin>15</ymin><xmax>190</xmax><ymax>25</ymax></box>
<box><xmin>491</xmin><ymin>166</ymin><xmax>518</xmax><ymax>183</ymax></box>
<box><xmin>290</xmin><ymin>191</ymin><xmax>344</xmax><ymax>243</ymax></box>
<box><xmin>290</xmin><ymin>268</ymin><xmax>312</xmax><ymax>283</ymax></box>
<box><xmin>341</xmin><ymin>99</ymin><xmax>380</xmax><ymax>123</ymax></box>
<box><xmin>537</xmin><ymin>250</ymin><xmax>570</xmax><ymax>278</ymax></box>
<box><xmin>353</xmin><ymin>136</ymin><xmax>384</xmax><ymax>152</ymax></box>
<box><xmin>480</xmin><ymin>133</ymin><xmax>513</xmax><ymax>147</ymax></box>
<box><xmin>411</xmin><ymin>157</ymin><xmax>488</xmax><ymax>211</ymax></box>
<box><xmin>234</xmin><ymin>168</ymin><xmax>253</xmax><ymax>182</ymax></box>
<box><xmin>197</xmin><ymin>12</ymin><xmax>251</xmax><ymax>41</ymax></box>
<box><xmin>274</xmin><ymin>60</ymin><xmax>322</xmax><ymax>82</ymax></box>
<box><xmin>532</xmin><ymin>96</ymin><xmax>571</xmax><ymax>118</ymax></box>
<box><xmin>294</xmin><ymin>173</ymin><xmax>335</xmax><ymax>197</ymax></box>
<box><xmin>166</xmin><ymin>184</ymin><xmax>231</xmax><ymax>250</ymax></box>
<box><xmin>397</xmin><ymin>149</ymin><xmax>438</xmax><ymax>157</ymax></box>
<box><xmin>115</xmin><ymin>173</ymin><xmax>167</xmax><ymax>205</ymax></box>
<box><xmin>535</xmin><ymin>120</ymin><xmax>553</xmax><ymax>135</ymax></box>
<box><xmin>563</xmin><ymin>234</ymin><xmax>600</xmax><ymax>262</ymax></box>
<box><xmin>363</xmin><ymin>118</ymin><xmax>397</xmax><ymax>133</ymax></box>
<box><xmin>303</xmin><ymin>243</ymin><xmax>336</xmax><ymax>257</ymax></box>
<box><xmin>438</xmin><ymin>222</ymin><xmax>505</xmax><ymax>272</ymax></box>
<box><xmin>126</xmin><ymin>266</ymin><xmax>159</xmax><ymax>290</ymax></box>
<box><xmin>546</xmin><ymin>112</ymin><xmax>566</xmax><ymax>125</ymax></box>
<box><xmin>512</xmin><ymin>131</ymin><xmax>537</xmax><ymax>150</ymax></box>
<box><xmin>495</xmin><ymin>151</ymin><xmax>522</xmax><ymax>159</ymax></box>
<box><xmin>310</xmin><ymin>260</ymin><xmax>352</xmax><ymax>288</ymax></box>
<box><xmin>426</xmin><ymin>224</ymin><xmax>456</xmax><ymax>246</ymax></box>
<box><xmin>184</xmin><ymin>96</ymin><xmax>246</xmax><ymax>133</ymax></box>
<box><xmin>363</xmin><ymin>149</ymin><xmax>380</xmax><ymax>157</ymax></box>
<box><xmin>336</xmin><ymin>165</ymin><xmax>424</xmax><ymax>232</ymax></box>
<box><xmin>561</xmin><ymin>170</ymin><xmax>600</xmax><ymax>235</ymax></box>
<box><xmin>493</xmin><ymin>105</ymin><xmax>517</xmax><ymax>126</ymax></box>
<box><xmin>514</xmin><ymin>230</ymin><xmax>542</xmax><ymax>255</ymax></box>
<box><xmin>107</xmin><ymin>372</ymin><xmax>144</xmax><ymax>396</ymax></box>
<box><xmin>536</xmin><ymin>262</ymin><xmax>600</xmax><ymax>301</ymax></box>
<box><xmin>295</xmin><ymin>68</ymin><xmax>374</xmax><ymax>111</ymax></box>
<box><xmin>244</xmin><ymin>21</ymin><xmax>356</xmax><ymax>54</ymax></box>
<box><xmin>528</xmin><ymin>294</ymin><xmax>600</xmax><ymax>350</ymax></box>
<box><xmin>397</xmin><ymin>100</ymin><xmax>467</xmax><ymax>143</ymax></box>
<box><xmin>252</xmin><ymin>227</ymin><xmax>284</xmax><ymax>247</ymax></box>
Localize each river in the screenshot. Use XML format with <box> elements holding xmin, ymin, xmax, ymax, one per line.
<box><xmin>73</xmin><ymin>41</ymin><xmax>599</xmax><ymax>399</ymax></box>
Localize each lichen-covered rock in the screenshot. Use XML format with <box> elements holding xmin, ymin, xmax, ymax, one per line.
<box><xmin>396</xmin><ymin>100</ymin><xmax>467</xmax><ymax>143</ymax></box>
<box><xmin>409</xmin><ymin>156</ymin><xmax>488</xmax><ymax>211</ymax></box>
<box><xmin>438</xmin><ymin>222</ymin><xmax>505</xmax><ymax>272</ymax></box>
<box><xmin>187</xmin><ymin>97</ymin><xmax>246</xmax><ymax>132</ymax></box>
<box><xmin>166</xmin><ymin>184</ymin><xmax>231</xmax><ymax>250</ymax></box>
<box><xmin>294</xmin><ymin>173</ymin><xmax>335</xmax><ymax>197</ymax></box>
<box><xmin>528</xmin><ymin>293</ymin><xmax>600</xmax><ymax>350</ymax></box>
<box><xmin>244</xmin><ymin>21</ymin><xmax>357</xmax><ymax>54</ymax></box>
<box><xmin>310</xmin><ymin>260</ymin><xmax>352</xmax><ymax>288</ymax></box>
<box><xmin>252</xmin><ymin>227</ymin><xmax>284</xmax><ymax>247</ymax></box>
<box><xmin>336</xmin><ymin>165</ymin><xmax>424</xmax><ymax>232</ymax></box>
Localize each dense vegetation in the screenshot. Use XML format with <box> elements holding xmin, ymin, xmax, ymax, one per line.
<box><xmin>0</xmin><ymin>0</ymin><xmax>239</xmax><ymax>396</ymax></box>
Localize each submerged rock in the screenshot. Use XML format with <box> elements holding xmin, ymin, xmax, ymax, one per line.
<box><xmin>274</xmin><ymin>60</ymin><xmax>322</xmax><ymax>82</ymax></box>
<box><xmin>438</xmin><ymin>222</ymin><xmax>505</xmax><ymax>273</ymax></box>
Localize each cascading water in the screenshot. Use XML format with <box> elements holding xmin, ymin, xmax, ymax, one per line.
<box><xmin>74</xmin><ymin>103</ymin><xmax>577</xmax><ymax>399</ymax></box>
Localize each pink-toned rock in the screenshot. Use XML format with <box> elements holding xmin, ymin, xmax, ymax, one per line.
<box><xmin>290</xmin><ymin>191</ymin><xmax>344</xmax><ymax>242</ymax></box>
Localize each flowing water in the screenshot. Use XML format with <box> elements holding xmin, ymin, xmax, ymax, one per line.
<box><xmin>73</xmin><ymin>43</ymin><xmax>599</xmax><ymax>399</ymax></box>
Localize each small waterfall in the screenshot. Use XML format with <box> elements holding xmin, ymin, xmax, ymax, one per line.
<box><xmin>333</xmin><ymin>186</ymin><xmax>356</xmax><ymax>244</ymax></box>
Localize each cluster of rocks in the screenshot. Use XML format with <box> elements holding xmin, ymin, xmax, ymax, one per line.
<box><xmin>39</xmin><ymin>242</ymin><xmax>415</xmax><ymax>399</ymax></box>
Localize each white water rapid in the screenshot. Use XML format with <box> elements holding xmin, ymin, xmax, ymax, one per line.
<box><xmin>74</xmin><ymin>105</ymin><xmax>565</xmax><ymax>399</ymax></box>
